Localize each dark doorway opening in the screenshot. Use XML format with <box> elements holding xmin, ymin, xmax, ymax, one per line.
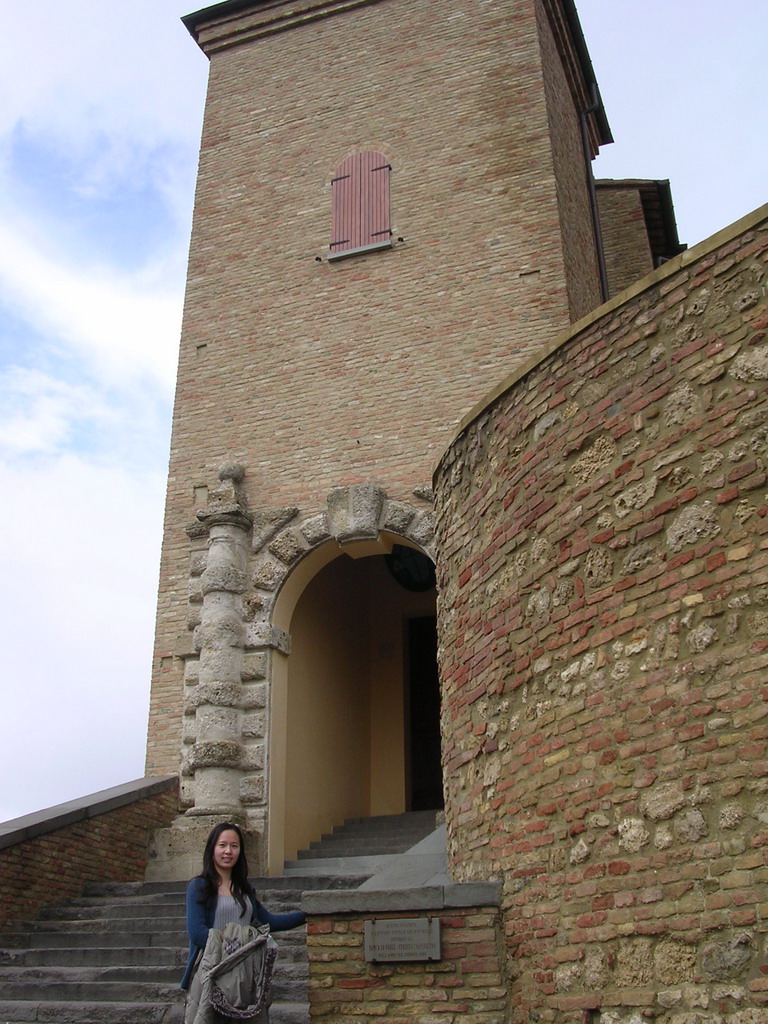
<box><xmin>406</xmin><ymin>615</ymin><xmax>444</xmax><ymax>811</ymax></box>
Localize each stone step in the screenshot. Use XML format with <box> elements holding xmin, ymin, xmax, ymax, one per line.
<box><xmin>12</xmin><ymin>917</ymin><xmax>188</xmax><ymax>937</ymax></box>
<box><xmin>0</xmin><ymin>1009</ymin><xmax>305</xmax><ymax>1024</ymax></box>
<box><xmin>295</xmin><ymin>810</ymin><xmax>440</xmax><ymax>859</ymax></box>
<box><xmin>39</xmin><ymin>894</ymin><xmax>305</xmax><ymax>921</ymax></box>
<box><xmin>0</xmin><ymin>997</ymin><xmax>185</xmax><ymax>1023</ymax></box>
<box><xmin>0</xmin><ymin>958</ymin><xmax>307</xmax><ymax>986</ymax></box>
<box><xmin>314</xmin><ymin>822</ymin><xmax>437</xmax><ymax>839</ymax></box>
<box><xmin>0</xmin><ymin>964</ymin><xmax>182</xmax><ymax>984</ymax></box>
<box><xmin>0</xmin><ymin>998</ymin><xmax>307</xmax><ymax>1024</ymax></box>
<box><xmin>85</xmin><ymin>873</ymin><xmax>355</xmax><ymax>897</ymax></box>
<box><xmin>0</xmin><ymin>981</ymin><xmax>306</xmax><ymax>1006</ymax></box>
<box><xmin>1</xmin><ymin>931</ymin><xmax>305</xmax><ymax>963</ymax></box>
<box><xmin>334</xmin><ymin>809</ymin><xmax>440</xmax><ymax>827</ymax></box>
<box><xmin>314</xmin><ymin>825</ymin><xmax>438</xmax><ymax>846</ymax></box>
<box><xmin>2</xmin><ymin>928</ymin><xmax>178</xmax><ymax>949</ymax></box>
<box><xmin>9</xmin><ymin>909</ymin><xmax>308</xmax><ymax>931</ymax></box>
<box><xmin>1</xmin><ymin>945</ymin><xmax>185</xmax><ymax>967</ymax></box>
<box><xmin>283</xmin><ymin>853</ymin><xmax>398</xmax><ymax>876</ymax></box>
<box><xmin>1</xmin><ymin>931</ymin><xmax>306</xmax><ymax>960</ymax></box>
<box><xmin>325</xmin><ymin>811</ymin><xmax>439</xmax><ymax>831</ymax></box>
<box><xmin>0</xmin><ymin>980</ymin><xmax>179</xmax><ymax>1001</ymax></box>
<box><xmin>299</xmin><ymin>839</ymin><xmax>424</xmax><ymax>857</ymax></box>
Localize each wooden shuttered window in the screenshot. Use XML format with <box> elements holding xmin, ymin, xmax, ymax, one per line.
<box><xmin>330</xmin><ymin>151</ymin><xmax>391</xmax><ymax>258</ymax></box>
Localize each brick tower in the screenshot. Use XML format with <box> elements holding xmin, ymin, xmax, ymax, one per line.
<box><xmin>146</xmin><ymin>0</ymin><xmax>618</xmax><ymax>877</ymax></box>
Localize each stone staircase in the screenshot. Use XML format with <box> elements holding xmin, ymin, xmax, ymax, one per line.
<box><xmin>286</xmin><ymin>809</ymin><xmax>442</xmax><ymax>870</ymax></box>
<box><xmin>0</xmin><ymin>810</ymin><xmax>440</xmax><ymax>1024</ymax></box>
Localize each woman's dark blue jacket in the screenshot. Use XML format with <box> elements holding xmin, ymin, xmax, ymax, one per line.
<box><xmin>181</xmin><ymin>876</ymin><xmax>305</xmax><ymax>989</ymax></box>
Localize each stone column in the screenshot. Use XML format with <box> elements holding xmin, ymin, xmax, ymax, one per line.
<box><xmin>146</xmin><ymin>466</ymin><xmax>254</xmax><ymax>881</ymax></box>
<box><xmin>189</xmin><ymin>504</ymin><xmax>252</xmax><ymax>815</ymax></box>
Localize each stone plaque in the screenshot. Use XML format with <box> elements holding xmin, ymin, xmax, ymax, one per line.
<box><xmin>364</xmin><ymin>917</ymin><xmax>441</xmax><ymax>962</ymax></box>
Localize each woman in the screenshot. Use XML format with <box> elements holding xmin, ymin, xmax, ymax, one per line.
<box><xmin>181</xmin><ymin>821</ymin><xmax>305</xmax><ymax>1015</ymax></box>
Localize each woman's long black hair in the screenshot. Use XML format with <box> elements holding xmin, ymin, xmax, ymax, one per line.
<box><xmin>197</xmin><ymin>821</ymin><xmax>254</xmax><ymax>912</ymax></box>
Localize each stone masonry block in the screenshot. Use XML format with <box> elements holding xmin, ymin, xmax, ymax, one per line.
<box><xmin>327</xmin><ymin>484</ymin><xmax>385</xmax><ymax>543</ymax></box>
<box><xmin>407</xmin><ymin>511</ymin><xmax>435</xmax><ymax>550</ymax></box>
<box><xmin>300</xmin><ymin>513</ymin><xmax>331</xmax><ymax>546</ymax></box>
<box><xmin>245</xmin><ymin>622</ymin><xmax>291</xmax><ymax>654</ymax></box>
<box><xmin>252</xmin><ymin>557</ymin><xmax>284</xmax><ymax>592</ymax></box>
<box><xmin>240</xmin><ymin>683</ymin><xmax>267</xmax><ymax>710</ymax></box>
<box><xmin>251</xmin><ymin>506</ymin><xmax>299</xmax><ymax>552</ymax></box>
<box><xmin>268</xmin><ymin>529</ymin><xmax>306</xmax><ymax>566</ymax></box>
<box><xmin>240</xmin><ymin>743</ymin><xmax>265</xmax><ymax>772</ymax></box>
<box><xmin>240</xmin><ymin>774</ymin><xmax>265</xmax><ymax>805</ymax></box>
<box><xmin>242</xmin><ymin>712</ymin><xmax>265</xmax><ymax>739</ymax></box>
<box><xmin>184</xmin><ymin>682</ymin><xmax>241</xmax><ymax>711</ymax></box>
<box><xmin>189</xmin><ymin>740</ymin><xmax>242</xmax><ymax>769</ymax></box>
<box><xmin>201</xmin><ymin>564</ymin><xmax>249</xmax><ymax>595</ymax></box>
<box><xmin>382</xmin><ymin>500</ymin><xmax>417</xmax><ymax>535</ymax></box>
<box><xmin>240</xmin><ymin>652</ymin><xmax>268</xmax><ymax>681</ymax></box>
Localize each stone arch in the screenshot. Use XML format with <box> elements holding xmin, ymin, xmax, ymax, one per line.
<box><xmin>180</xmin><ymin>476</ymin><xmax>435</xmax><ymax>874</ymax></box>
<box><xmin>260</xmin><ymin>485</ymin><xmax>436</xmax><ymax>872</ymax></box>
<box><xmin>250</xmin><ymin>483</ymin><xmax>435</xmax><ymax>617</ymax></box>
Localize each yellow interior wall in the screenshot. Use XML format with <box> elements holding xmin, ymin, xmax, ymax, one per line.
<box><xmin>278</xmin><ymin>549</ymin><xmax>437</xmax><ymax>865</ymax></box>
<box><xmin>283</xmin><ymin>555</ymin><xmax>372</xmax><ymax>861</ymax></box>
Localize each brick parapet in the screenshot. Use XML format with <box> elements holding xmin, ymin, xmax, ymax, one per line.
<box><xmin>305</xmin><ymin>904</ymin><xmax>507</xmax><ymax>1022</ymax></box>
<box><xmin>433</xmin><ymin>208</ymin><xmax>768</xmax><ymax>1022</ymax></box>
<box><xmin>0</xmin><ymin>778</ymin><xmax>177</xmax><ymax>929</ymax></box>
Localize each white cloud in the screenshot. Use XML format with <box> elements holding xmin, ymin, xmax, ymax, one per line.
<box><xmin>0</xmin><ymin>367</ymin><xmax>108</xmax><ymax>457</ymax></box>
<box><xmin>0</xmin><ymin>208</ymin><xmax>182</xmax><ymax>390</ymax></box>
<box><xmin>0</xmin><ymin>1</ymin><xmax>206</xmax><ymax>154</ymax></box>
<box><xmin>0</xmin><ymin>0</ymin><xmax>203</xmax><ymax>399</ymax></box>
<box><xmin>0</xmin><ymin>453</ymin><xmax>167</xmax><ymax>822</ymax></box>
<box><xmin>0</xmin><ymin>2</ymin><xmax>200</xmax><ymax>822</ymax></box>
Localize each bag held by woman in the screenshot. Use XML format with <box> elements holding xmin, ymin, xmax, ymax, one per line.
<box><xmin>190</xmin><ymin>921</ymin><xmax>278</xmax><ymax>1024</ymax></box>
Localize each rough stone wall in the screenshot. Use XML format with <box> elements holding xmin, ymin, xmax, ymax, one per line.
<box><xmin>0</xmin><ymin>785</ymin><xmax>177</xmax><ymax>929</ymax></box>
<box><xmin>306</xmin><ymin>906</ymin><xmax>506</xmax><ymax>1021</ymax></box>
<box><xmin>598</xmin><ymin>184</ymin><xmax>655</xmax><ymax>298</ymax></box>
<box><xmin>433</xmin><ymin>208</ymin><xmax>768</xmax><ymax>1022</ymax></box>
<box><xmin>148</xmin><ymin>0</ymin><xmax>600</xmax><ymax>779</ymax></box>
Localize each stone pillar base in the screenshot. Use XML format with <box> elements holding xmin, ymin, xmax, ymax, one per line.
<box><xmin>145</xmin><ymin>816</ymin><xmax>264</xmax><ymax>882</ymax></box>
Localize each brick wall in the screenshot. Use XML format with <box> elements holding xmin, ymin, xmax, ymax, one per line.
<box><xmin>433</xmin><ymin>207</ymin><xmax>768</xmax><ymax>1022</ymax></box>
<box><xmin>537</xmin><ymin>0</ymin><xmax>603</xmax><ymax>321</ymax></box>
<box><xmin>0</xmin><ymin>781</ymin><xmax>177</xmax><ymax>929</ymax></box>
<box><xmin>597</xmin><ymin>184</ymin><xmax>655</xmax><ymax>297</ymax></box>
<box><xmin>147</xmin><ymin>0</ymin><xmax>604</xmax><ymax>777</ymax></box>
<box><xmin>306</xmin><ymin>906</ymin><xmax>506</xmax><ymax>1021</ymax></box>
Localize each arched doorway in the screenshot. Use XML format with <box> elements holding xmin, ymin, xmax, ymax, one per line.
<box><xmin>269</xmin><ymin>542</ymin><xmax>441</xmax><ymax>868</ymax></box>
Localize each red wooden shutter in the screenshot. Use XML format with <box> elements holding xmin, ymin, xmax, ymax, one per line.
<box><xmin>330</xmin><ymin>151</ymin><xmax>391</xmax><ymax>255</ymax></box>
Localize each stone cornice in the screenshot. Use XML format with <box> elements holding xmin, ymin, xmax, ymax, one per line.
<box><xmin>183</xmin><ymin>0</ymin><xmax>612</xmax><ymax>133</ymax></box>
<box><xmin>183</xmin><ymin>0</ymin><xmax>386</xmax><ymax>55</ymax></box>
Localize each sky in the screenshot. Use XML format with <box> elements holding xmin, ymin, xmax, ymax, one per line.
<box><xmin>0</xmin><ymin>1</ymin><xmax>765</xmax><ymax>824</ymax></box>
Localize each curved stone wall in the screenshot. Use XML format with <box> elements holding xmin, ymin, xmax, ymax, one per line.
<box><xmin>433</xmin><ymin>207</ymin><xmax>768</xmax><ymax>1023</ymax></box>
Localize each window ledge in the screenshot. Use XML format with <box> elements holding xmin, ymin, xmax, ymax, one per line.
<box><xmin>327</xmin><ymin>240</ymin><xmax>393</xmax><ymax>262</ymax></box>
